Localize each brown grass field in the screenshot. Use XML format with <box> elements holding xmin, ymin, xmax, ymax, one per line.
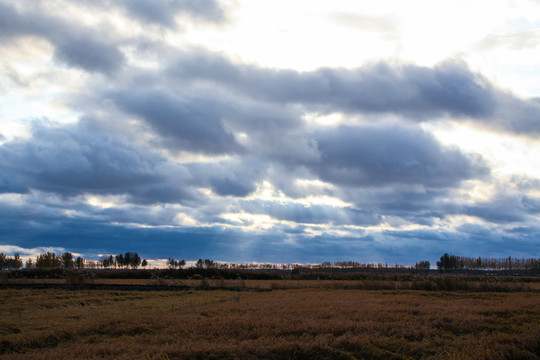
<box><xmin>4</xmin><ymin>274</ymin><xmax>540</xmax><ymax>292</ymax></box>
<box><xmin>0</xmin><ymin>284</ymin><xmax>539</xmax><ymax>359</ymax></box>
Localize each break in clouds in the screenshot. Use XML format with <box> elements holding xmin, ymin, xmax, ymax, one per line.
<box><xmin>0</xmin><ymin>0</ymin><xmax>539</xmax><ymax>264</ymax></box>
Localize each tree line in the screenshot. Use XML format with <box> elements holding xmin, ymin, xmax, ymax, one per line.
<box><xmin>0</xmin><ymin>253</ymin><xmax>23</xmax><ymax>270</ymax></box>
<box><xmin>437</xmin><ymin>253</ymin><xmax>540</xmax><ymax>272</ymax></box>
<box><xmin>1</xmin><ymin>251</ymin><xmax>539</xmax><ymax>272</ymax></box>
<box><xmin>0</xmin><ymin>251</ymin><xmax>148</xmax><ymax>270</ymax></box>
<box><xmin>100</xmin><ymin>252</ymin><xmax>147</xmax><ymax>269</ymax></box>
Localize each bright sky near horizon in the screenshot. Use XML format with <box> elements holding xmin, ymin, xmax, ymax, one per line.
<box><xmin>1</xmin><ymin>0</ymin><xmax>539</xmax><ymax>265</ymax></box>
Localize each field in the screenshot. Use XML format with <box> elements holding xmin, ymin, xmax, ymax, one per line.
<box><xmin>1</xmin><ymin>284</ymin><xmax>539</xmax><ymax>359</ymax></box>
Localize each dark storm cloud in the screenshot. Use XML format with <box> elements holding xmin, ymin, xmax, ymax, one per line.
<box><xmin>308</xmin><ymin>125</ymin><xmax>487</xmax><ymax>188</ymax></box>
<box><xmin>110</xmin><ymin>91</ymin><xmax>243</xmax><ymax>154</ymax></box>
<box><xmin>0</xmin><ymin>2</ymin><xmax>125</xmax><ymax>74</ymax></box>
<box><xmin>168</xmin><ymin>51</ymin><xmax>540</xmax><ymax>135</ymax></box>
<box><xmin>0</xmin><ymin>121</ymin><xmax>197</xmax><ymax>204</ymax></box>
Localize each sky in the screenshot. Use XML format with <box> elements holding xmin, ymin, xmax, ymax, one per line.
<box><xmin>1</xmin><ymin>0</ymin><xmax>540</xmax><ymax>266</ymax></box>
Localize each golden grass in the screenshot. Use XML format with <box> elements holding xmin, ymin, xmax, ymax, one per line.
<box><xmin>1</xmin><ymin>288</ymin><xmax>538</xmax><ymax>359</ymax></box>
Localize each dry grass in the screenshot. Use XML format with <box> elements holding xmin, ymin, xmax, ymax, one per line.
<box><xmin>3</xmin><ymin>276</ymin><xmax>539</xmax><ymax>292</ymax></box>
<box><xmin>1</xmin><ymin>288</ymin><xmax>538</xmax><ymax>359</ymax></box>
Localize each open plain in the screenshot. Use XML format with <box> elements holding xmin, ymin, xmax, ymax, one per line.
<box><xmin>1</xmin><ymin>282</ymin><xmax>539</xmax><ymax>359</ymax></box>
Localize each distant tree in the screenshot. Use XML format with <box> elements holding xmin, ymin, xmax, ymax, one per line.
<box><xmin>62</xmin><ymin>252</ymin><xmax>74</xmax><ymax>268</ymax></box>
<box><xmin>25</xmin><ymin>258</ymin><xmax>34</xmax><ymax>269</ymax></box>
<box><xmin>115</xmin><ymin>254</ymin><xmax>125</xmax><ymax>268</ymax></box>
<box><xmin>123</xmin><ymin>252</ymin><xmax>141</xmax><ymax>268</ymax></box>
<box><xmin>437</xmin><ymin>253</ymin><xmax>451</xmax><ymax>272</ymax></box>
<box><xmin>101</xmin><ymin>255</ymin><xmax>115</xmax><ymax>268</ymax></box>
<box><xmin>437</xmin><ymin>253</ymin><xmax>462</xmax><ymax>272</ymax></box>
<box><xmin>141</xmin><ymin>259</ymin><xmax>148</xmax><ymax>268</ymax></box>
<box><xmin>414</xmin><ymin>261</ymin><xmax>430</xmax><ymax>273</ymax></box>
<box><xmin>168</xmin><ymin>258</ymin><xmax>187</xmax><ymax>269</ymax></box>
<box><xmin>36</xmin><ymin>252</ymin><xmax>62</xmax><ymax>268</ymax></box>
<box><xmin>11</xmin><ymin>253</ymin><xmax>22</xmax><ymax>269</ymax></box>
<box><xmin>291</xmin><ymin>266</ymin><xmax>301</xmax><ymax>276</ymax></box>
<box><xmin>196</xmin><ymin>259</ymin><xmax>204</xmax><ymax>269</ymax></box>
<box><xmin>475</xmin><ymin>257</ymin><xmax>482</xmax><ymax>269</ymax></box>
<box><xmin>75</xmin><ymin>256</ymin><xmax>84</xmax><ymax>269</ymax></box>
<box><xmin>0</xmin><ymin>253</ymin><xmax>23</xmax><ymax>270</ymax></box>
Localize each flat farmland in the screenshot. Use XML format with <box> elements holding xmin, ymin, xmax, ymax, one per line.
<box><xmin>1</xmin><ymin>288</ymin><xmax>539</xmax><ymax>359</ymax></box>
<box><xmin>4</xmin><ymin>274</ymin><xmax>540</xmax><ymax>292</ymax></box>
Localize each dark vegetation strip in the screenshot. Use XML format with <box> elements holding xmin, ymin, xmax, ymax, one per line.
<box><xmin>0</xmin><ymin>278</ymin><xmax>537</xmax><ymax>293</ymax></box>
<box><xmin>0</xmin><ymin>283</ymin><xmax>269</xmax><ymax>292</ymax></box>
<box><xmin>4</xmin><ymin>267</ymin><xmax>540</xmax><ymax>280</ymax></box>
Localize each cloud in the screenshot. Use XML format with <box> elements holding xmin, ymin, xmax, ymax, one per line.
<box><xmin>110</xmin><ymin>90</ymin><xmax>243</xmax><ymax>154</ymax></box>
<box><xmin>464</xmin><ymin>194</ymin><xmax>540</xmax><ymax>224</ymax></box>
<box><xmin>341</xmin><ymin>187</ymin><xmax>450</xmax><ymax>227</ymax></box>
<box><xmin>52</xmin><ymin>35</ymin><xmax>126</xmax><ymax>75</ymax></box>
<box><xmin>2</xmin><ymin>188</ymin><xmax>538</xmax><ymax>263</ymax></box>
<box><xmin>238</xmin><ymin>199</ymin><xmax>381</xmax><ymax>226</ymax></box>
<box><xmin>187</xmin><ymin>158</ymin><xmax>266</xmax><ymax>197</ymax></box>
<box><xmin>308</xmin><ymin>124</ymin><xmax>488</xmax><ymax>188</ymax></box>
<box><xmin>69</xmin><ymin>0</ymin><xmax>227</xmax><ymax>28</ymax></box>
<box><xmin>0</xmin><ymin>1</ymin><xmax>225</xmax><ymax>75</ymax></box>
<box><xmin>0</xmin><ymin>2</ymin><xmax>125</xmax><ymax>74</ymax></box>
<box><xmin>328</xmin><ymin>12</ymin><xmax>397</xmax><ymax>34</ymax></box>
<box><xmin>384</xmin><ymin>224</ymin><xmax>540</xmax><ymax>260</ymax></box>
<box><xmin>168</xmin><ymin>51</ymin><xmax>540</xmax><ymax>135</ymax></box>
<box><xmin>475</xmin><ymin>31</ymin><xmax>540</xmax><ymax>51</ymax></box>
<box><xmin>118</xmin><ymin>0</ymin><xmax>226</xmax><ymax>27</ymax></box>
<box><xmin>0</xmin><ymin>205</ymin><xmax>406</xmax><ymax>263</ymax></box>
<box><xmin>0</xmin><ymin>121</ymin><xmax>197</xmax><ymax>204</ymax></box>
<box><xmin>492</xmin><ymin>92</ymin><xmax>540</xmax><ymax>134</ymax></box>
<box><xmin>168</xmin><ymin>53</ymin><xmax>495</xmax><ymax>116</ymax></box>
